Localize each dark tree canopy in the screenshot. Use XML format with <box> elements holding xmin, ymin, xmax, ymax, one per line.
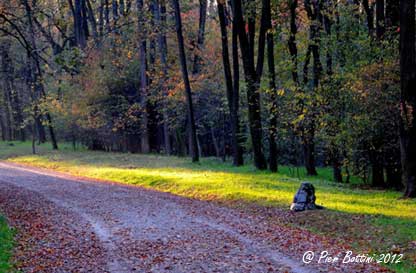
<box><xmin>0</xmin><ymin>0</ymin><xmax>414</xmax><ymax>197</ymax></box>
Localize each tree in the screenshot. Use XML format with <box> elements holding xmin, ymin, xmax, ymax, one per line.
<box><xmin>171</xmin><ymin>0</ymin><xmax>199</xmax><ymax>162</ymax></box>
<box><xmin>192</xmin><ymin>0</ymin><xmax>207</xmax><ymax>74</ymax></box>
<box><xmin>136</xmin><ymin>0</ymin><xmax>150</xmax><ymax>153</ymax></box>
<box><xmin>23</xmin><ymin>0</ymin><xmax>58</xmax><ymax>150</ymax></box>
<box><xmin>375</xmin><ymin>0</ymin><xmax>385</xmax><ymax>39</ymax></box>
<box><xmin>362</xmin><ymin>0</ymin><xmax>374</xmax><ymax>36</ymax></box>
<box><xmin>231</xmin><ymin>0</ymin><xmax>268</xmax><ymax>170</ymax></box>
<box><xmin>71</xmin><ymin>0</ymin><xmax>88</xmax><ymax>48</ymax></box>
<box><xmin>155</xmin><ymin>0</ymin><xmax>171</xmax><ymax>155</ymax></box>
<box><xmin>0</xmin><ymin>40</ymin><xmax>25</xmax><ymax>141</ymax></box>
<box><xmin>288</xmin><ymin>0</ymin><xmax>299</xmax><ymax>84</ymax></box>
<box><xmin>265</xmin><ymin>0</ymin><xmax>278</xmax><ymax>172</ymax></box>
<box><xmin>216</xmin><ymin>0</ymin><xmax>243</xmax><ymax>166</ymax></box>
<box><xmin>301</xmin><ymin>0</ymin><xmax>322</xmax><ymax>176</ymax></box>
<box><xmin>400</xmin><ymin>0</ymin><xmax>416</xmax><ymax>197</ymax></box>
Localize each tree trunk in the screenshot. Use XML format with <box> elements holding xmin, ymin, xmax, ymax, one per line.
<box><xmin>288</xmin><ymin>0</ymin><xmax>299</xmax><ymax>84</ymax></box>
<box><xmin>400</xmin><ymin>0</ymin><xmax>416</xmax><ymax>198</ymax></box>
<box><xmin>385</xmin><ymin>165</ymin><xmax>402</xmax><ymax>190</ymax></box>
<box><xmin>333</xmin><ymin>162</ymin><xmax>343</xmax><ymax>183</ymax></box>
<box><xmin>35</xmin><ymin>117</ymin><xmax>46</xmax><ymax>143</ymax></box>
<box><xmin>187</xmin><ymin>0</ymin><xmax>207</xmax><ymax>159</ymax></box>
<box><xmin>32</xmin><ymin>122</ymin><xmax>36</xmax><ymax>154</ymax></box>
<box><xmin>192</xmin><ymin>0</ymin><xmax>207</xmax><ymax>74</ymax></box>
<box><xmin>86</xmin><ymin>0</ymin><xmax>98</xmax><ymax>40</ymax></box>
<box><xmin>323</xmin><ymin>0</ymin><xmax>333</xmax><ymax>75</ymax></box>
<box><xmin>232</xmin><ymin>20</ymin><xmax>244</xmax><ymax>166</ymax></box>
<box><xmin>370</xmin><ymin>142</ymin><xmax>385</xmax><ymax>187</ymax></box>
<box><xmin>45</xmin><ymin>113</ymin><xmax>58</xmax><ymax>149</ymax></box>
<box><xmin>210</xmin><ymin>127</ymin><xmax>221</xmax><ymax>158</ymax></box>
<box><xmin>217</xmin><ymin>0</ymin><xmax>243</xmax><ymax>166</ymax></box>
<box><xmin>105</xmin><ymin>0</ymin><xmax>110</xmax><ymax>32</ymax></box>
<box><xmin>171</xmin><ymin>0</ymin><xmax>199</xmax><ymax>162</ymax></box>
<box><xmin>265</xmin><ymin>0</ymin><xmax>278</xmax><ymax>172</ymax></box>
<box><xmin>376</xmin><ymin>0</ymin><xmax>385</xmax><ymax>39</ymax></box>
<box><xmin>371</xmin><ymin>162</ymin><xmax>385</xmax><ymax>187</ymax></box>
<box><xmin>74</xmin><ymin>0</ymin><xmax>87</xmax><ymax>47</ymax></box>
<box><xmin>362</xmin><ymin>0</ymin><xmax>374</xmax><ymax>36</ymax></box>
<box><xmin>303</xmin><ymin>133</ymin><xmax>317</xmax><ymax>176</ymax></box>
<box><xmin>302</xmin><ymin>0</ymin><xmax>321</xmax><ymax>176</ymax></box>
<box><xmin>1</xmin><ymin>43</ymin><xmax>14</xmax><ymax>141</ymax></box>
<box><xmin>324</xmin><ymin>1</ymin><xmax>339</xmax><ymax>180</ymax></box>
<box><xmin>156</xmin><ymin>0</ymin><xmax>171</xmax><ymax>155</ymax></box>
<box><xmin>231</xmin><ymin>0</ymin><xmax>267</xmax><ymax>170</ymax></box>
<box><xmin>386</xmin><ymin>0</ymin><xmax>399</xmax><ymax>28</ymax></box>
<box><xmin>23</xmin><ymin>0</ymin><xmax>58</xmax><ymax>150</ymax></box>
<box><xmin>136</xmin><ymin>0</ymin><xmax>150</xmax><ymax>153</ymax></box>
<box><xmin>0</xmin><ymin>113</ymin><xmax>6</xmax><ymax>141</ymax></box>
<box><xmin>1</xmin><ymin>77</ymin><xmax>13</xmax><ymax>141</ymax></box>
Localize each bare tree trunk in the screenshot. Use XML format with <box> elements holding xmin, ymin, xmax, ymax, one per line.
<box><xmin>0</xmin><ymin>79</ymin><xmax>13</xmax><ymax>141</ymax></box>
<box><xmin>231</xmin><ymin>0</ymin><xmax>267</xmax><ymax>169</ymax></box>
<box><xmin>386</xmin><ymin>0</ymin><xmax>399</xmax><ymax>28</ymax></box>
<box><xmin>153</xmin><ymin>0</ymin><xmax>171</xmax><ymax>155</ymax></box>
<box><xmin>0</xmin><ymin>113</ymin><xmax>6</xmax><ymax>141</ymax></box>
<box><xmin>333</xmin><ymin>162</ymin><xmax>343</xmax><ymax>182</ymax></box>
<box><xmin>32</xmin><ymin>122</ymin><xmax>36</xmax><ymax>154</ymax></box>
<box><xmin>192</xmin><ymin>0</ymin><xmax>207</xmax><ymax>74</ymax></box>
<box><xmin>264</xmin><ymin>0</ymin><xmax>278</xmax><ymax>172</ymax></box>
<box><xmin>171</xmin><ymin>0</ymin><xmax>199</xmax><ymax>162</ymax></box>
<box><xmin>86</xmin><ymin>0</ymin><xmax>98</xmax><ymax>40</ymax></box>
<box><xmin>302</xmin><ymin>0</ymin><xmax>321</xmax><ymax>176</ymax></box>
<box><xmin>400</xmin><ymin>0</ymin><xmax>416</xmax><ymax>198</ymax></box>
<box><xmin>375</xmin><ymin>0</ymin><xmax>385</xmax><ymax>39</ymax></box>
<box><xmin>136</xmin><ymin>0</ymin><xmax>150</xmax><ymax>153</ymax></box>
<box><xmin>323</xmin><ymin>0</ymin><xmax>333</xmax><ymax>75</ymax></box>
<box><xmin>73</xmin><ymin>0</ymin><xmax>87</xmax><ymax>47</ymax></box>
<box><xmin>210</xmin><ymin>127</ymin><xmax>220</xmax><ymax>158</ymax></box>
<box><xmin>35</xmin><ymin>117</ymin><xmax>46</xmax><ymax>143</ymax></box>
<box><xmin>232</xmin><ymin>20</ymin><xmax>244</xmax><ymax>166</ymax></box>
<box><xmin>288</xmin><ymin>0</ymin><xmax>299</xmax><ymax>84</ymax></box>
<box><xmin>1</xmin><ymin>42</ymin><xmax>14</xmax><ymax>141</ymax></box>
<box><xmin>362</xmin><ymin>0</ymin><xmax>374</xmax><ymax>36</ymax></box>
<box><xmin>217</xmin><ymin>0</ymin><xmax>243</xmax><ymax>166</ymax></box>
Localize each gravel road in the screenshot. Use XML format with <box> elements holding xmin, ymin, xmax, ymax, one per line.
<box><xmin>0</xmin><ymin>162</ymin><xmax>386</xmax><ymax>273</ymax></box>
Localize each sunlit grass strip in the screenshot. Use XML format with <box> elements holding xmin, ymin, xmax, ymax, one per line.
<box><xmin>0</xmin><ymin>215</ymin><xmax>14</xmax><ymax>273</ymax></box>
<box><xmin>7</xmin><ymin>152</ymin><xmax>415</xmax><ymax>220</ymax></box>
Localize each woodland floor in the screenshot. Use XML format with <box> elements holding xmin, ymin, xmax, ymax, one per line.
<box><xmin>0</xmin><ymin>162</ymin><xmax>388</xmax><ymax>273</ymax></box>
<box><xmin>0</xmin><ymin>142</ymin><xmax>415</xmax><ymax>272</ymax></box>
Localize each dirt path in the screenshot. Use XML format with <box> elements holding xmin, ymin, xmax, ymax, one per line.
<box><xmin>0</xmin><ymin>162</ymin><xmax>386</xmax><ymax>273</ymax></box>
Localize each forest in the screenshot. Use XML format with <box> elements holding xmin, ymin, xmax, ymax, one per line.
<box><xmin>0</xmin><ymin>0</ymin><xmax>415</xmax><ymax>198</ymax></box>
<box><xmin>1</xmin><ymin>1</ymin><xmax>416</xmax><ymax>272</ymax></box>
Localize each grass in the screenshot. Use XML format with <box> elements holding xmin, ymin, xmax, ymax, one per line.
<box><xmin>1</xmin><ymin>141</ymin><xmax>415</xmax><ymax>272</ymax></box>
<box><xmin>0</xmin><ymin>215</ymin><xmax>14</xmax><ymax>273</ymax></box>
